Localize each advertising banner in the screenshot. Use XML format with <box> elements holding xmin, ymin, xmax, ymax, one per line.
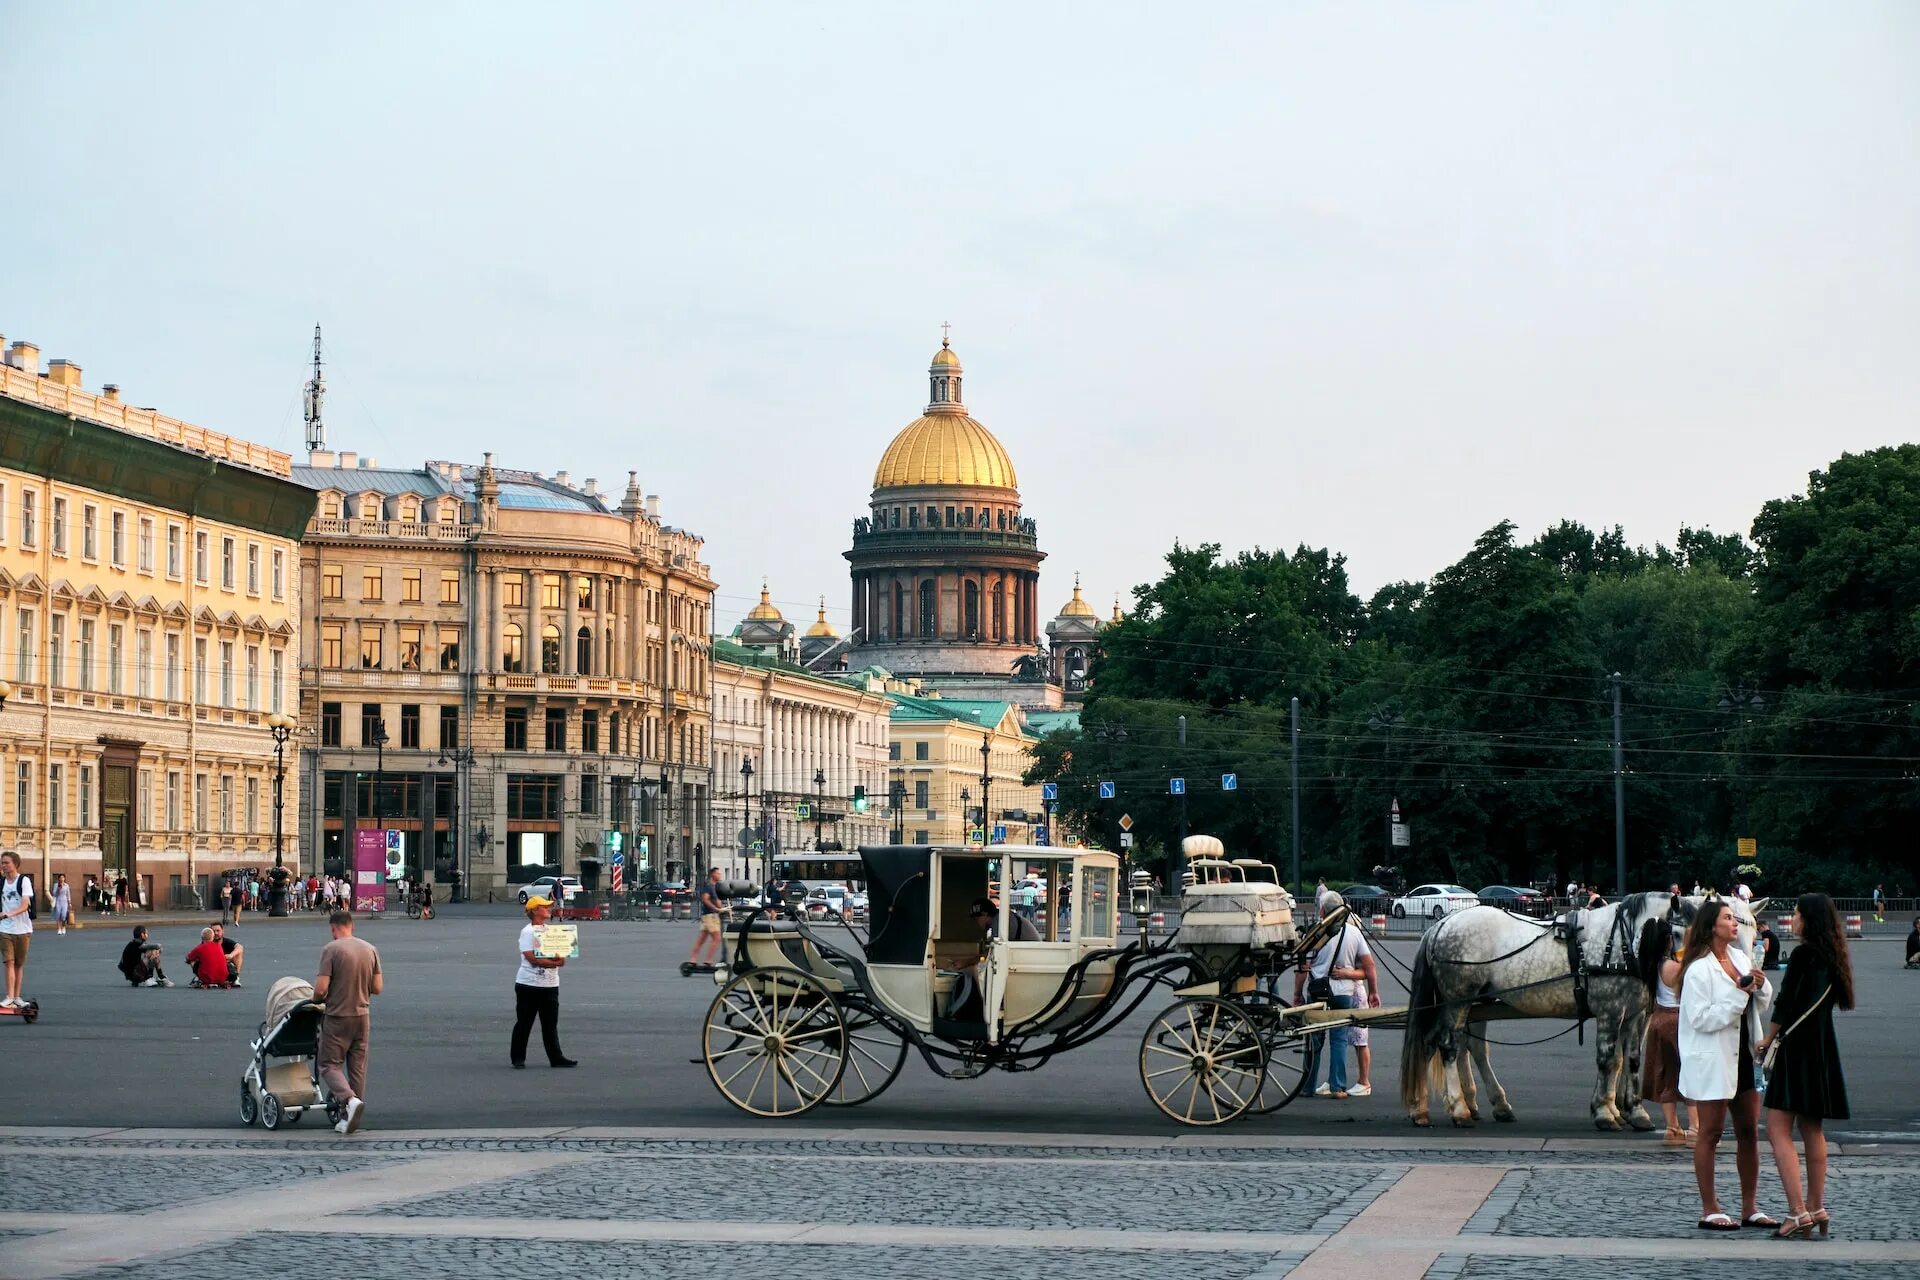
<box><xmin>353</xmin><ymin>828</ymin><xmax>389</xmax><ymax>914</ymax></box>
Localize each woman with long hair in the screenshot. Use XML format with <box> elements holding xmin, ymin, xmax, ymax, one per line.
<box><xmin>1756</xmin><ymin>893</ymin><xmax>1854</xmax><ymax>1240</ymax></box>
<box><xmin>1636</xmin><ymin>907</ymin><xmax>1693</xmax><ymax>1145</ymax></box>
<box><xmin>1677</xmin><ymin>898</ymin><xmax>1777</xmax><ymax>1231</ymax></box>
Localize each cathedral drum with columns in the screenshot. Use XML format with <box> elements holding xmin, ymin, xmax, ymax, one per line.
<box><xmin>846</xmin><ymin>339</ymin><xmax>1047</xmax><ymax>680</ymax></box>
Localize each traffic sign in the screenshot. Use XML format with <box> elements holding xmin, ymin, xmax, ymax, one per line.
<box><xmin>1120</xmin><ymin>832</ymin><xmax>1134</xmax><ymax>848</ymax></box>
<box><xmin>1035</xmin><ymin>827</ymin><xmax>1049</xmax><ymax>846</ymax></box>
<box><xmin>1736</xmin><ymin>837</ymin><xmax>1757</xmax><ymax>858</ymax></box>
<box><xmin>1118</xmin><ymin>813</ymin><xmax>1134</xmax><ymax>832</ymax></box>
<box><xmin>1221</xmin><ymin>773</ymin><xmax>1237</xmax><ymax>791</ymax></box>
<box><xmin>1098</xmin><ymin>781</ymin><xmax>1115</xmax><ymax>799</ymax></box>
<box><xmin>751</xmin><ymin>838</ymin><xmax>765</xmax><ymax>854</ymax></box>
<box><xmin>1041</xmin><ymin>783</ymin><xmax>1058</xmax><ymax>801</ymax></box>
<box><xmin>992</xmin><ymin>824</ymin><xmax>1007</xmax><ymax>844</ymax></box>
<box><xmin>969</xmin><ymin>827</ymin><xmax>985</xmax><ymax>844</ymax></box>
<box><xmin>1391</xmin><ymin>822</ymin><xmax>1410</xmax><ymax>847</ymax></box>
<box><xmin>796</xmin><ymin>802</ymin><xmax>812</xmax><ymax>820</ymax></box>
<box><xmin>1169</xmin><ymin>778</ymin><xmax>1186</xmax><ymax>796</ymax></box>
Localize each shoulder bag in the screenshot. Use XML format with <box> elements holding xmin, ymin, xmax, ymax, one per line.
<box><xmin>1760</xmin><ymin>984</ymin><xmax>1831</xmax><ymax>1075</ymax></box>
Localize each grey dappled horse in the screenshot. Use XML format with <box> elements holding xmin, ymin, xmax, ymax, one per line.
<box><xmin>1398</xmin><ymin>893</ymin><xmax>1763</xmax><ymax>1129</ymax></box>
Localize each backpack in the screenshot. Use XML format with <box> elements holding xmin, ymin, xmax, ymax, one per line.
<box><xmin>12</xmin><ymin>874</ymin><xmax>33</xmax><ymax>922</ymax></box>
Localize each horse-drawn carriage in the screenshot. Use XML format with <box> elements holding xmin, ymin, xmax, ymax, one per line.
<box><xmin>697</xmin><ymin>837</ymin><xmax>1361</xmax><ymax>1125</ymax></box>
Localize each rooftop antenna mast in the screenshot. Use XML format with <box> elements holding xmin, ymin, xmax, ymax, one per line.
<box><xmin>302</xmin><ymin>324</ymin><xmax>326</xmax><ymax>453</ymax></box>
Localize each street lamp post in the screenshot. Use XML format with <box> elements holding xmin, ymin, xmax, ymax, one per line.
<box><xmin>812</xmin><ymin>767</ymin><xmax>826</xmax><ymax>851</ymax></box>
<box><xmin>960</xmin><ymin>786</ymin><xmax>971</xmax><ymax>845</ymax></box>
<box><xmin>740</xmin><ymin>758</ymin><xmax>758</xmax><ymax>887</ymax></box>
<box><xmin>267</xmin><ymin>712</ymin><xmax>296</xmax><ymax>916</ymax></box>
<box><xmin>437</xmin><ymin>745</ymin><xmax>477</xmax><ymax>902</ymax></box>
<box><xmin>1366</xmin><ymin>707</ymin><xmax>1400</xmax><ymax>883</ymax></box>
<box><xmin>979</xmin><ymin>733</ymin><xmax>992</xmax><ymax>846</ymax></box>
<box><xmin>889</xmin><ymin>772</ymin><xmax>905</xmax><ymax>844</ymax></box>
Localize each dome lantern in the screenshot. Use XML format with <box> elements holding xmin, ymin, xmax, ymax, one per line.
<box><xmin>745</xmin><ymin>577</ymin><xmax>784</xmax><ymax>623</ymax></box>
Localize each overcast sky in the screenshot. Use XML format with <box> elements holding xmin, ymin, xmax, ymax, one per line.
<box><xmin>4</xmin><ymin>3</ymin><xmax>1915</xmax><ymax>630</ymax></box>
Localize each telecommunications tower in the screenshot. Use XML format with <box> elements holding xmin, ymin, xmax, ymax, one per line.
<box><xmin>302</xmin><ymin>324</ymin><xmax>326</xmax><ymax>454</ymax></box>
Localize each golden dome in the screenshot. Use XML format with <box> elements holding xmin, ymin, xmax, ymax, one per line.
<box><xmin>745</xmin><ymin>579</ymin><xmax>784</xmax><ymax>622</ymax></box>
<box><xmin>805</xmin><ymin>598</ymin><xmax>838</xmax><ymax>638</ymax></box>
<box><xmin>874</xmin><ymin>414</ymin><xmax>1018</xmax><ymax>490</ymax></box>
<box><xmin>1059</xmin><ymin>574</ymin><xmax>1097</xmax><ymax>618</ymax></box>
<box><xmin>1111</xmin><ymin>596</ymin><xmax>1124</xmax><ymax>623</ymax></box>
<box><xmin>931</xmin><ymin>343</ymin><xmax>961</xmax><ymax>369</ymax></box>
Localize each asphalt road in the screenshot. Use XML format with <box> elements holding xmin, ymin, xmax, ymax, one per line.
<box><xmin>8</xmin><ymin>907</ymin><xmax>1917</xmax><ymax>1140</ymax></box>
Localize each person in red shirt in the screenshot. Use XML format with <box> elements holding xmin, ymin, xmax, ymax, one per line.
<box><xmin>186</xmin><ymin>928</ymin><xmax>229</xmax><ymax>987</ymax></box>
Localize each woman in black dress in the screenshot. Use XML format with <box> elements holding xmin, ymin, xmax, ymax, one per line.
<box><xmin>1757</xmin><ymin>892</ymin><xmax>1854</xmax><ymax>1240</ymax></box>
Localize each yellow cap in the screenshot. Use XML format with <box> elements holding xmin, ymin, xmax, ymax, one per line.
<box><xmin>524</xmin><ymin>895</ymin><xmax>553</xmax><ymax>910</ymax></box>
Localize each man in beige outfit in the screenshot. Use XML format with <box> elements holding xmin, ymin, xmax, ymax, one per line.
<box><xmin>314</xmin><ymin>909</ymin><xmax>383</xmax><ymax>1134</ymax></box>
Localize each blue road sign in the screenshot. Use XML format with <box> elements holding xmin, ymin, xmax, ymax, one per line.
<box><xmin>1035</xmin><ymin>827</ymin><xmax>1049</xmax><ymax>846</ymax></box>
<box><xmin>1041</xmin><ymin>783</ymin><xmax>1058</xmax><ymax>801</ymax></box>
<box><xmin>1222</xmin><ymin>773</ymin><xmax>1238</xmax><ymax>791</ymax></box>
<box><xmin>1098</xmin><ymin>781</ymin><xmax>1116</xmax><ymax>799</ymax></box>
<box><xmin>1170</xmin><ymin>778</ymin><xmax>1186</xmax><ymax>796</ymax></box>
<box><xmin>992</xmin><ymin>824</ymin><xmax>1007</xmax><ymax>844</ymax></box>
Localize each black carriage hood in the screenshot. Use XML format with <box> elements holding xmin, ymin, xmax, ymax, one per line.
<box><xmin>861</xmin><ymin>847</ymin><xmax>932</xmax><ymax>967</ymax></box>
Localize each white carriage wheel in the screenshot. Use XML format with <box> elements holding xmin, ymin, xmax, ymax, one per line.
<box><xmin>822</xmin><ymin>1010</ymin><xmax>909</xmax><ymax>1107</ymax></box>
<box><xmin>1139</xmin><ymin>997</ymin><xmax>1267</xmax><ymax>1126</ymax></box>
<box><xmin>704</xmin><ymin>970</ymin><xmax>847</xmax><ymax>1118</ymax></box>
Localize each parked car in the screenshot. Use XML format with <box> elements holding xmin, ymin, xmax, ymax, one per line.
<box><xmin>803</xmin><ymin>884</ymin><xmax>865</xmax><ymax>920</ymax></box>
<box><xmin>635</xmin><ymin>879</ymin><xmax>689</xmax><ymax>903</ymax></box>
<box><xmin>1335</xmin><ymin>883</ymin><xmax>1394</xmax><ymax>917</ymax></box>
<box><xmin>518</xmin><ymin>875</ymin><xmax>582</xmax><ymax>906</ymax></box>
<box><xmin>1477</xmin><ymin>884</ymin><xmax>1551</xmax><ymax>917</ymax></box>
<box><xmin>1391</xmin><ymin>883</ymin><xmax>1479</xmax><ymax>919</ymax></box>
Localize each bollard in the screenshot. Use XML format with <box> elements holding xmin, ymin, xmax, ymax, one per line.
<box><xmin>1372</xmin><ymin>914</ymin><xmax>1387</xmax><ymax>931</ymax></box>
<box><xmin>678</xmin><ymin>901</ymin><xmax>693</xmax><ymax>921</ymax></box>
<box><xmin>1844</xmin><ymin>915</ymin><xmax>1863</xmax><ymax>938</ymax></box>
<box><xmin>1148</xmin><ymin>911</ymin><xmax>1166</xmax><ymax>934</ymax></box>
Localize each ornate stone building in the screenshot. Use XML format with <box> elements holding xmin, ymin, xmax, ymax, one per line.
<box><xmin>293</xmin><ymin>453</ymin><xmax>715</xmax><ymax>896</ymax></box>
<box><xmin>0</xmin><ymin>335</ymin><xmax>311</xmax><ymax>909</ymax></box>
<box><xmin>845</xmin><ymin>339</ymin><xmax>1055</xmax><ymax>706</ymax></box>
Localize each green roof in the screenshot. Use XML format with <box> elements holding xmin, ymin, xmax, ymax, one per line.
<box><xmin>711</xmin><ymin>636</ymin><xmax>858</xmax><ymax>694</ymax></box>
<box><xmin>1025</xmin><ymin>710</ymin><xmax>1082</xmax><ymax>736</ymax></box>
<box><xmin>886</xmin><ymin>693</ymin><xmax>1031</xmax><ymax>739</ymax></box>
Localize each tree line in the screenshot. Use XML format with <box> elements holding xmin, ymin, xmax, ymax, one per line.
<box><xmin>1029</xmin><ymin>445</ymin><xmax>1920</xmax><ymax>898</ymax></box>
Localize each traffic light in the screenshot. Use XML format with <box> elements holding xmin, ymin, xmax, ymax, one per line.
<box><xmin>607</xmin><ymin>831</ymin><xmax>624</xmax><ymax>854</ymax></box>
<box><xmin>852</xmin><ymin>785</ymin><xmax>868</xmax><ymax>813</ymax></box>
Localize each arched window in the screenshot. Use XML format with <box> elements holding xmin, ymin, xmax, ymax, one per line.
<box><xmin>964</xmin><ymin>580</ymin><xmax>979</xmax><ymax>638</ymax></box>
<box><xmin>541</xmin><ymin>623</ymin><xmax>561</xmax><ymax>674</ymax></box>
<box><xmin>918</xmin><ymin>580</ymin><xmax>937</xmax><ymax>637</ymax></box>
<box><xmin>503</xmin><ymin>623</ymin><xmax>523</xmax><ymax>673</ymax></box>
<box><xmin>992</xmin><ymin>580</ymin><xmax>1005</xmax><ymax>641</ymax></box>
<box><xmin>891</xmin><ymin>583</ymin><xmax>905</xmax><ymax>639</ymax></box>
<box><xmin>576</xmin><ymin>625</ymin><xmax>593</xmax><ymax>674</ymax></box>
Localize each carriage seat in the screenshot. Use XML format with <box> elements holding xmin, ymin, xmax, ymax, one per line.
<box><xmin>745</xmin><ymin>917</ymin><xmax>802</xmax><ymax>935</ymax></box>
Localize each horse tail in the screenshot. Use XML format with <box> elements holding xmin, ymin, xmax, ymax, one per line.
<box><xmin>1399</xmin><ymin>941</ymin><xmax>1446</xmax><ymax>1109</ymax></box>
<box><xmin>1633</xmin><ymin>916</ymin><xmax>1668</xmax><ymax>995</ymax></box>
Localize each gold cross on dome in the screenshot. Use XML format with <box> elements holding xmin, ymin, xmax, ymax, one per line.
<box><xmin>941</xmin><ymin>320</ymin><xmax>951</xmax><ymax>347</ymax></box>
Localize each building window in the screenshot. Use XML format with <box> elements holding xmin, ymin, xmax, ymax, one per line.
<box><xmin>502</xmin><ymin>576</ymin><xmax>525</xmax><ymax>608</ymax></box>
<box><xmin>21</xmin><ymin>489</ymin><xmax>38</xmax><ymax>549</ymax></box>
<box><xmin>271</xmin><ymin>548</ymin><xmax>285</xmax><ymax>599</ymax></box>
<box><xmin>504</xmin><ymin>706</ymin><xmax>529</xmax><ymax>751</ymax></box>
<box><xmin>360</xmin><ymin>703</ymin><xmax>384</xmax><ymax>747</ymax></box>
<box><xmin>321</xmin><ymin>702</ymin><xmax>342</xmax><ymax>747</ymax></box>
<box><xmin>400</xmin><ymin>704</ymin><xmax>421</xmax><ymax>750</ymax></box>
<box><xmin>245</xmin><ymin>644</ymin><xmax>259</xmax><ymax>710</ymax></box>
<box><xmin>913</xmin><ymin>830</ymin><xmax>930</xmax><ymax>846</ymax></box>
<box><xmin>136</xmin><ymin>630</ymin><xmax>152</xmax><ymax>698</ymax></box>
<box><xmin>401</xmin><ymin>569</ymin><xmax>421</xmax><ymax>603</ymax></box>
<box><xmin>438</xmin><ymin>626</ymin><xmax>460</xmax><ymax>671</ymax></box>
<box><xmin>166</xmin><ymin>770</ymin><xmax>180</xmax><ymax>830</ymax></box>
<box><xmin>321</xmin><ymin>623</ymin><xmax>344</xmax><ymax>668</ymax></box>
<box><xmin>80</xmin><ymin>765</ymin><xmax>93</xmax><ymax>827</ymax></box>
<box><xmin>914</xmin><ymin>741</ymin><xmax>929</xmax><ymax>761</ymax></box>
<box><xmin>914</xmin><ymin>781</ymin><xmax>929</xmax><ymax>808</ymax></box>
<box><xmin>165</xmin><ymin>523</ymin><xmax>181</xmax><ymax>577</ymax></box>
<box><xmin>0</xmin><ymin>482</ymin><xmax>7</xmax><ymax>546</ymax></box>
<box><xmin>362</xmin><ymin>567</ymin><xmax>382</xmax><ymax>601</ymax></box>
<box><xmin>399</xmin><ymin>624</ymin><xmax>423</xmax><ymax>671</ymax></box>
<box><xmin>48</xmin><ymin>764</ymin><xmax>63</xmax><ymax>827</ymax></box>
<box><xmin>108</xmin><ymin>625</ymin><xmax>123</xmax><ymax>694</ymax></box>
<box><xmin>919</xmin><ymin>580</ymin><xmax>936</xmax><ymax>636</ymax></box>
<box><xmin>544</xmin><ymin>707</ymin><xmax>567</xmax><ymax>752</ymax></box>
<box><xmin>576</xmin><ymin>576</ymin><xmax>594</xmax><ymax>609</ymax></box>
<box><xmin>194</xmin><ymin>530</ymin><xmax>208</xmax><ymax>583</ymax></box>
<box><xmin>322</xmin><ymin>563</ymin><xmax>343</xmax><ymax>599</ymax></box>
<box><xmin>888</xmin><ymin>741</ymin><xmax>901</xmax><ymax>761</ymax></box>
<box><xmin>271</xmin><ymin>648</ymin><xmax>284</xmax><ymax>713</ymax></box>
<box><xmin>506</xmin><ymin>774</ymin><xmax>561</xmax><ymax>820</ymax></box>
<box><xmin>502</xmin><ymin>623</ymin><xmax>524</xmax><ymax>672</ymax></box>
<box><xmin>49</xmin><ymin>615</ymin><xmax>66</xmax><ymax>686</ymax></box>
<box><xmin>581</xmin><ymin>710</ymin><xmax>600</xmax><ymax>754</ymax></box>
<box><xmin>439</xmin><ymin>705</ymin><xmax>459</xmax><ymax>749</ymax></box>
<box><xmin>219</xmin><ymin>641</ymin><xmax>234</xmax><ymax>706</ymax></box>
<box><xmin>220</xmin><ymin>536</ymin><xmax>235</xmax><ymax>589</ymax></box>
<box><xmin>52</xmin><ymin>496</ymin><xmax>69</xmax><ymax>555</ymax></box>
<box><xmin>219</xmin><ymin>775</ymin><xmax>232</xmax><ymax>834</ymax></box>
<box><xmin>580</xmin><ymin>770</ymin><xmax>598</xmax><ymax>815</ymax></box>
<box><xmin>359</xmin><ymin>627</ymin><xmax>382</xmax><ymax>670</ymax></box>
<box><xmin>440</xmin><ymin>570</ymin><xmax>460</xmax><ymax>604</ymax></box>
<box><xmin>541</xmin><ymin>574</ymin><xmax>562</xmax><ymax>608</ymax></box>
<box><xmin>138</xmin><ymin>517</ymin><xmax>154</xmax><ymax>572</ymax></box>
<box><xmin>575</xmin><ymin>626</ymin><xmax>592</xmax><ymax>674</ymax></box>
<box><xmin>540</xmin><ymin>624</ymin><xmax>561</xmax><ymax>674</ymax></box>
<box><xmin>110</xmin><ymin>511</ymin><xmax>126</xmax><ymax>566</ymax></box>
<box><xmin>14</xmin><ymin>608</ymin><xmax>33</xmax><ymax>683</ymax></box>
<box><xmin>245</xmin><ymin>777</ymin><xmax>258</xmax><ymax>835</ymax></box>
<box><xmin>246</xmin><ymin>543</ymin><xmax>260</xmax><ymax>594</ymax></box>
<box><xmin>14</xmin><ymin>762</ymin><xmax>30</xmax><ymax>825</ymax></box>
<box><xmin>194</xmin><ymin>773</ymin><xmax>208</xmax><ymax>831</ymax></box>
<box><xmin>77</xmin><ymin>619</ymin><xmax>94</xmax><ymax>691</ymax></box>
<box><xmin>164</xmin><ymin>633</ymin><xmax>179</xmax><ymax>700</ymax></box>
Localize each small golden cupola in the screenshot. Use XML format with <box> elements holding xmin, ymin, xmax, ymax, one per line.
<box><xmin>805</xmin><ymin>597</ymin><xmax>839</xmax><ymax>639</ymax></box>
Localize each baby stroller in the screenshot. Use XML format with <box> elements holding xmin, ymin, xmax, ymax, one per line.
<box><xmin>239</xmin><ymin>977</ymin><xmax>335</xmax><ymax>1129</ymax></box>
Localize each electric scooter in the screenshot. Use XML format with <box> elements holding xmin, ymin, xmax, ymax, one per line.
<box><xmin>0</xmin><ymin>998</ymin><xmax>40</xmax><ymax>1024</ymax></box>
<box><xmin>679</xmin><ymin>960</ymin><xmax>729</xmax><ymax>978</ymax></box>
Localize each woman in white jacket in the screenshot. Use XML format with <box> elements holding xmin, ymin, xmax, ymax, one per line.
<box><xmin>1678</xmin><ymin>898</ymin><xmax>1777</xmax><ymax>1231</ymax></box>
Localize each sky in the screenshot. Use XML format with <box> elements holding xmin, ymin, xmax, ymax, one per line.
<box><xmin>3</xmin><ymin>3</ymin><xmax>1916</xmax><ymax>632</ymax></box>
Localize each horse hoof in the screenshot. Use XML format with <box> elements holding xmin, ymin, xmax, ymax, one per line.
<box><xmin>1593</xmin><ymin>1117</ymin><xmax>1623</xmax><ymax>1132</ymax></box>
<box><xmin>1494</xmin><ymin>1107</ymin><xmax>1517</xmax><ymax>1123</ymax></box>
<box><xmin>1469</xmin><ymin>1107</ymin><xmax>1483</xmax><ymax>1120</ymax></box>
<box><xmin>1451</xmin><ymin>1114</ymin><xmax>1477</xmax><ymax>1128</ymax></box>
<box><xmin>1628</xmin><ymin>1115</ymin><xmax>1657</xmax><ymax>1132</ymax></box>
<box><xmin>1411</xmin><ymin>1116</ymin><xmax>1432</xmax><ymax>1128</ymax></box>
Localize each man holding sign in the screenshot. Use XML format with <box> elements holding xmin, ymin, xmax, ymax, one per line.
<box><xmin>510</xmin><ymin>895</ymin><xmax>577</xmax><ymax>1069</ymax></box>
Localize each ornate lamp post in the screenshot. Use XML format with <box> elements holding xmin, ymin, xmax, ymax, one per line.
<box><xmin>813</xmin><ymin>767</ymin><xmax>826</xmax><ymax>850</ymax></box>
<box><xmin>960</xmin><ymin>786</ymin><xmax>971</xmax><ymax>845</ymax></box>
<box><xmin>740</xmin><ymin>758</ymin><xmax>758</xmax><ymax>887</ymax></box>
<box><xmin>266</xmin><ymin>712</ymin><xmax>296</xmax><ymax>916</ymax></box>
<box><xmin>437</xmin><ymin>744</ymin><xmax>477</xmax><ymax>902</ymax></box>
<box><xmin>979</xmin><ymin>733</ymin><xmax>992</xmax><ymax>845</ymax></box>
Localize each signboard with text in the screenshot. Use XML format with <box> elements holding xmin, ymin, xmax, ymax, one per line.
<box><xmin>352</xmin><ymin>829</ymin><xmax>389</xmax><ymax>914</ymax></box>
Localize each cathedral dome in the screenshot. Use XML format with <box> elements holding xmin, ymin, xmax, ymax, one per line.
<box><xmin>805</xmin><ymin>598</ymin><xmax>839</xmax><ymax>639</ymax></box>
<box><xmin>745</xmin><ymin>580</ymin><xmax>784</xmax><ymax>622</ymax></box>
<box><xmin>872</xmin><ymin>336</ymin><xmax>1019</xmax><ymax>492</ymax></box>
<box><xmin>1057</xmin><ymin>575</ymin><xmax>1097</xmax><ymax>619</ymax></box>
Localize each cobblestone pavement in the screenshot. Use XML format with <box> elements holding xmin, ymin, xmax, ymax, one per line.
<box><xmin>2</xmin><ymin>1130</ymin><xmax>1917</xmax><ymax>1280</ymax></box>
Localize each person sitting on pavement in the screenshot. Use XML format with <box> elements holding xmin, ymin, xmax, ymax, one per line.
<box><xmin>118</xmin><ymin>926</ymin><xmax>173</xmax><ymax>987</ymax></box>
<box><xmin>1905</xmin><ymin>917</ymin><xmax>1920</xmax><ymax>970</ymax></box>
<box><xmin>186</xmin><ymin>928</ymin><xmax>231</xmax><ymax>987</ymax></box>
<box><xmin>210</xmin><ymin>922</ymin><xmax>244</xmax><ymax>987</ymax></box>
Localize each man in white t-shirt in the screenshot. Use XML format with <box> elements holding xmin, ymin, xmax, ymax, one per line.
<box><xmin>0</xmin><ymin>853</ymin><xmax>33</xmax><ymax>1008</ymax></box>
<box><xmin>511</xmin><ymin>896</ymin><xmax>576</xmax><ymax>1069</ymax></box>
<box><xmin>1295</xmin><ymin>894</ymin><xmax>1380</xmax><ymax>1099</ymax></box>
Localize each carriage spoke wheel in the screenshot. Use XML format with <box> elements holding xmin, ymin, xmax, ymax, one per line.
<box><xmin>1140</xmin><ymin>998</ymin><xmax>1266</xmax><ymax>1126</ymax></box>
<box><xmin>822</xmin><ymin>1011</ymin><xmax>908</xmax><ymax>1107</ymax></box>
<box><xmin>704</xmin><ymin>971</ymin><xmax>847</xmax><ymax>1117</ymax></box>
<box><xmin>1250</xmin><ymin>1022</ymin><xmax>1317</xmax><ymax>1114</ymax></box>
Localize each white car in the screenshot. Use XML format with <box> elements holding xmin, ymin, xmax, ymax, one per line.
<box><xmin>803</xmin><ymin>885</ymin><xmax>867</xmax><ymax>920</ymax></box>
<box><xmin>1390</xmin><ymin>883</ymin><xmax>1479</xmax><ymax>920</ymax></box>
<box><xmin>518</xmin><ymin>875</ymin><xmax>582</xmax><ymax>906</ymax></box>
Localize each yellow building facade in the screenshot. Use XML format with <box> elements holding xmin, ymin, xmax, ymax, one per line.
<box><xmin>0</xmin><ymin>337</ymin><xmax>312</xmax><ymax>908</ymax></box>
<box><xmin>883</xmin><ymin>689</ymin><xmax>1045</xmax><ymax>848</ymax></box>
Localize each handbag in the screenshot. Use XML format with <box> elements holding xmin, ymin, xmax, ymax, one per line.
<box><xmin>1760</xmin><ymin>984</ymin><xmax>1831</xmax><ymax>1075</ymax></box>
